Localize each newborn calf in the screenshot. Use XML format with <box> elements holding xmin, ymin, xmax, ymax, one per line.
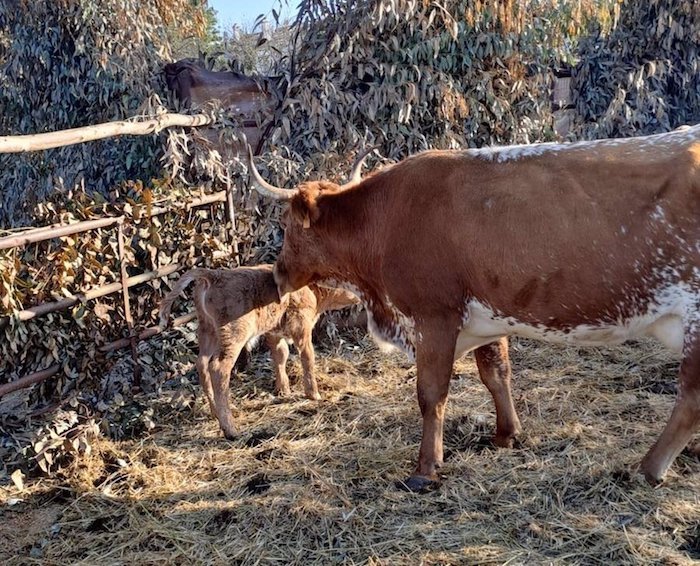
<box><xmin>159</xmin><ymin>265</ymin><xmax>358</xmax><ymax>438</ymax></box>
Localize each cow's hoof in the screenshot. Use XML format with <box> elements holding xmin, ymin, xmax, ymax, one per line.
<box><xmin>223</xmin><ymin>430</ymin><xmax>237</xmax><ymax>441</ymax></box>
<box><xmin>305</xmin><ymin>392</ymin><xmax>322</xmax><ymax>401</ymax></box>
<box><xmin>493</xmin><ymin>434</ymin><xmax>517</xmax><ymax>449</ymax></box>
<box><xmin>396</xmin><ymin>475</ymin><xmax>441</xmax><ymax>493</ymax></box>
<box><xmin>642</xmin><ymin>469</ymin><xmax>664</xmax><ymax>487</ymax></box>
<box><xmin>639</xmin><ymin>460</ymin><xmax>665</xmax><ymax>487</ymax></box>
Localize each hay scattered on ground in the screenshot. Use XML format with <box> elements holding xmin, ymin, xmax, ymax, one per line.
<box><xmin>1</xmin><ymin>332</ymin><xmax>699</xmax><ymax>565</ymax></box>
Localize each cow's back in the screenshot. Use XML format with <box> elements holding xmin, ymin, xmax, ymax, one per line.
<box><xmin>366</xmin><ymin>130</ymin><xmax>700</xmax><ymax>330</ymax></box>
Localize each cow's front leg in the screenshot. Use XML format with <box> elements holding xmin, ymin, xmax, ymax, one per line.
<box><xmin>402</xmin><ymin>319</ymin><xmax>459</xmax><ymax>492</ymax></box>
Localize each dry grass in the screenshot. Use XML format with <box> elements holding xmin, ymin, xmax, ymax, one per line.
<box><xmin>1</xmin><ymin>333</ymin><xmax>699</xmax><ymax>565</ymax></box>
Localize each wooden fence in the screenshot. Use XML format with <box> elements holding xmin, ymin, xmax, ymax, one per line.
<box><xmin>0</xmin><ymin>112</ymin><xmax>240</xmax><ymax>398</ymax></box>
<box><xmin>0</xmin><ymin>187</ymin><xmax>239</xmax><ymax>398</ymax></box>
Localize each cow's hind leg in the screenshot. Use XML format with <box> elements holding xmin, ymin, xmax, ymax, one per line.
<box><xmin>640</xmin><ymin>333</ymin><xmax>700</xmax><ymax>484</ymax></box>
<box><xmin>266</xmin><ymin>334</ymin><xmax>292</xmax><ymax>397</ymax></box>
<box><xmin>401</xmin><ymin>318</ymin><xmax>459</xmax><ymax>493</ymax></box>
<box><xmin>474</xmin><ymin>337</ymin><xmax>521</xmax><ymax>448</ymax></box>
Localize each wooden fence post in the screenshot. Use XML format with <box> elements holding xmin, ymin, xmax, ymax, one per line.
<box><xmin>116</xmin><ymin>219</ymin><xmax>141</xmax><ymax>387</ymax></box>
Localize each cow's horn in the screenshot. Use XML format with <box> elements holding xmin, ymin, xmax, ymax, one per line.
<box><xmin>246</xmin><ymin>145</ymin><xmax>296</xmax><ymax>201</ymax></box>
<box><xmin>345</xmin><ymin>146</ymin><xmax>377</xmax><ymax>186</ymax></box>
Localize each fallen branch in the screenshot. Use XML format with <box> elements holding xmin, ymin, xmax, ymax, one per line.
<box><xmin>0</xmin><ymin>113</ymin><xmax>213</xmax><ymax>153</ymax></box>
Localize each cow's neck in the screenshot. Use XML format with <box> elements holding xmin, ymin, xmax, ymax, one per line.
<box><xmin>317</xmin><ymin>185</ymin><xmax>388</xmax><ymax>287</ymax></box>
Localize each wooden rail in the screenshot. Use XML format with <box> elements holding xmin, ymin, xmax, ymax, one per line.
<box><xmin>0</xmin><ymin>113</ymin><xmax>212</xmax><ymax>153</ymax></box>
<box><xmin>0</xmin><ymin>107</ymin><xmax>248</xmax><ymax>399</ymax></box>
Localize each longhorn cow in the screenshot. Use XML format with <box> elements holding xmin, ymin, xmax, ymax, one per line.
<box><xmin>249</xmin><ymin>126</ymin><xmax>700</xmax><ymax>491</ymax></box>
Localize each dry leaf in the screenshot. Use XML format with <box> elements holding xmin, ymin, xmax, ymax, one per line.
<box><xmin>10</xmin><ymin>469</ymin><xmax>25</xmax><ymax>491</ymax></box>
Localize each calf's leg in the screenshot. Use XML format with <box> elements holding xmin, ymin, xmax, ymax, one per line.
<box><xmin>640</xmin><ymin>334</ymin><xmax>700</xmax><ymax>484</ymax></box>
<box><xmin>296</xmin><ymin>326</ymin><xmax>321</xmax><ymax>400</ymax></box>
<box><xmin>474</xmin><ymin>337</ymin><xmax>521</xmax><ymax>448</ymax></box>
<box><xmin>209</xmin><ymin>329</ymin><xmax>246</xmax><ymax>440</ymax></box>
<box><xmin>266</xmin><ymin>334</ymin><xmax>292</xmax><ymax>396</ymax></box>
<box><xmin>196</xmin><ymin>354</ymin><xmax>216</xmax><ymax>418</ymax></box>
<box><xmin>196</xmin><ymin>321</ymin><xmax>217</xmax><ymax>418</ymax></box>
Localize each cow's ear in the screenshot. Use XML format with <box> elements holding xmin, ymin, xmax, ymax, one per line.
<box><xmin>290</xmin><ymin>188</ymin><xmax>321</xmax><ymax>229</ymax></box>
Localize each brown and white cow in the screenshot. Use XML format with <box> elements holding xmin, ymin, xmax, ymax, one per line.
<box><xmin>248</xmin><ymin>124</ymin><xmax>700</xmax><ymax>491</ymax></box>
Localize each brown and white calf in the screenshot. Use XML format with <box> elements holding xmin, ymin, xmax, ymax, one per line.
<box><xmin>248</xmin><ymin>124</ymin><xmax>700</xmax><ymax>491</ymax></box>
<box><xmin>159</xmin><ymin>265</ymin><xmax>358</xmax><ymax>438</ymax></box>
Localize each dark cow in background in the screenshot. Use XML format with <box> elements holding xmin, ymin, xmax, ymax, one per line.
<box><xmin>164</xmin><ymin>59</ymin><xmax>277</xmax><ymax>156</ymax></box>
<box><xmin>248</xmin><ymin>124</ymin><xmax>700</xmax><ymax>491</ymax></box>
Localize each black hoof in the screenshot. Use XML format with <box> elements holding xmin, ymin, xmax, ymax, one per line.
<box><xmin>639</xmin><ymin>459</ymin><xmax>666</xmax><ymax>487</ymax></box>
<box><xmin>643</xmin><ymin>471</ymin><xmax>664</xmax><ymax>488</ymax></box>
<box><xmin>223</xmin><ymin>431</ymin><xmax>236</xmax><ymax>441</ymax></box>
<box><xmin>396</xmin><ymin>475</ymin><xmax>441</xmax><ymax>493</ymax></box>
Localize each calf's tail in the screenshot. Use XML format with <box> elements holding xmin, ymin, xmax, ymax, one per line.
<box><xmin>158</xmin><ymin>268</ymin><xmax>211</xmax><ymax>328</ymax></box>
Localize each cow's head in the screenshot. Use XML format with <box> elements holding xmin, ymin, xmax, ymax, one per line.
<box><xmin>247</xmin><ymin>146</ymin><xmax>373</xmax><ymax>298</ymax></box>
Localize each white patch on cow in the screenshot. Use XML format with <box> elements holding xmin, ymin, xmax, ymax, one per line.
<box><xmin>472</xmin><ymin>124</ymin><xmax>700</xmax><ymax>163</ymax></box>
<box><xmin>319</xmin><ymin>278</ymin><xmax>364</xmax><ymax>299</ymax></box>
<box><xmin>319</xmin><ymin>279</ymin><xmax>416</xmax><ymax>359</ymax></box>
<box><xmin>651</xmin><ymin>205</ymin><xmax>666</xmax><ymax>222</ymax></box>
<box><xmin>454</xmin><ymin>332</ymin><xmax>505</xmax><ymax>360</ymax></box>
<box><xmin>474</xmin><ymin>142</ymin><xmax>567</xmax><ymax>163</ymax></box>
<box><xmin>365</xmin><ymin>295</ymin><xmax>417</xmax><ymax>360</ymax></box>
<box><xmin>245</xmin><ymin>335</ymin><xmax>260</xmax><ymax>351</ymax></box>
<box><xmin>459</xmin><ymin>281</ymin><xmax>698</xmax><ymax>356</ymax></box>
<box><xmin>365</xmin><ymin>309</ymin><xmax>415</xmax><ymax>361</ymax></box>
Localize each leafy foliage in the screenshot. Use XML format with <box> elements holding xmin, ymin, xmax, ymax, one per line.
<box><xmin>264</xmin><ymin>0</ymin><xmax>610</xmax><ymax>167</ymax></box>
<box><xmin>572</xmin><ymin>0</ymin><xmax>700</xmax><ymax>139</ymax></box>
<box><xmin>0</xmin><ymin>0</ymin><xmax>204</xmax><ymax>227</ymax></box>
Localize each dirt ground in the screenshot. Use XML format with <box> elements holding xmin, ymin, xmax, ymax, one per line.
<box><xmin>1</xmin><ymin>332</ymin><xmax>699</xmax><ymax>565</ymax></box>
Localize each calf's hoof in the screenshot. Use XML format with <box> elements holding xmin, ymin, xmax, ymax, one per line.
<box><xmin>222</xmin><ymin>429</ymin><xmax>237</xmax><ymax>441</ymax></box>
<box><xmin>396</xmin><ymin>475</ymin><xmax>441</xmax><ymax>493</ymax></box>
<box><xmin>305</xmin><ymin>391</ymin><xmax>322</xmax><ymax>401</ymax></box>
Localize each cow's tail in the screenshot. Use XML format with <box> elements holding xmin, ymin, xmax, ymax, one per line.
<box><xmin>159</xmin><ymin>268</ymin><xmax>211</xmax><ymax>328</ymax></box>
